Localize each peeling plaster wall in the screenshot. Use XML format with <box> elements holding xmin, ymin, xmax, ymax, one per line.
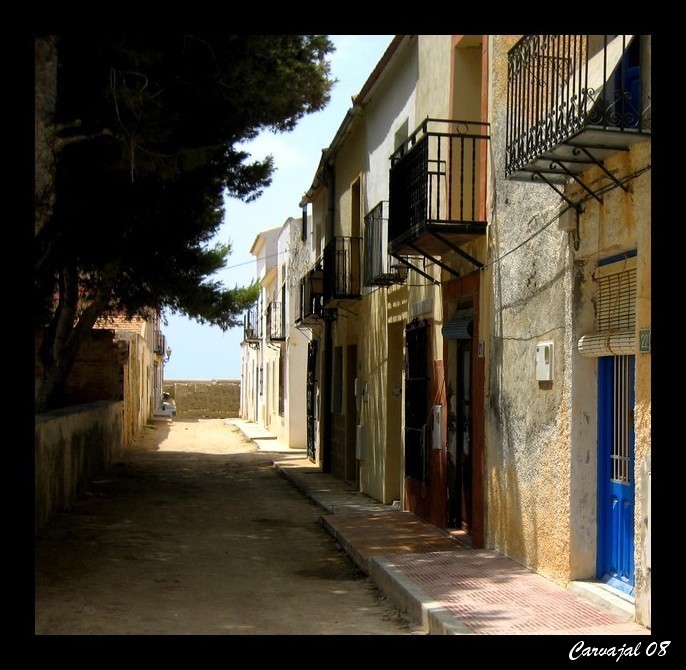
<box><xmin>633</xmin><ymin>149</ymin><xmax>651</xmax><ymax>629</ymax></box>
<box><xmin>485</xmin><ymin>35</ymin><xmax>578</xmax><ymax>584</ymax></box>
<box><xmin>567</xmin><ymin>259</ymin><xmax>598</xmax><ymax>578</ymax></box>
<box><xmin>571</xmin><ymin>140</ymin><xmax>652</xmax><ymax>627</ymax></box>
<box><xmin>485</xmin><ymin>35</ymin><xmax>651</xmax><ymax>621</ymax></box>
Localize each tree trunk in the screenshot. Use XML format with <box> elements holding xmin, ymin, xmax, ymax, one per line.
<box><xmin>35</xmin><ymin>35</ymin><xmax>59</xmax><ymax>242</ymax></box>
<box><xmin>35</xmin><ymin>264</ymin><xmax>119</xmax><ymax>414</ymax></box>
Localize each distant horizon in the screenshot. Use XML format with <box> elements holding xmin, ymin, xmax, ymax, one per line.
<box><xmin>164</xmin><ymin>377</ymin><xmax>240</xmax><ymax>382</ymax></box>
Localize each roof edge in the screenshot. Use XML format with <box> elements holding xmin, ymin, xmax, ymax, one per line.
<box><xmin>300</xmin><ymin>35</ymin><xmax>412</xmax><ymax>207</ymax></box>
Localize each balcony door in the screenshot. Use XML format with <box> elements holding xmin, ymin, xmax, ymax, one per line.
<box><xmin>404</xmin><ymin>320</ymin><xmax>429</xmax><ymax>484</ymax></box>
<box><xmin>445</xmin><ymin>307</ymin><xmax>474</xmax><ymax>532</ymax></box>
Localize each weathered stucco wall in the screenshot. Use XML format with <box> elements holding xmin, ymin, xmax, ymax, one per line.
<box><xmin>164</xmin><ymin>380</ymin><xmax>240</xmax><ymax>419</ymax></box>
<box><xmin>35</xmin><ymin>401</ymin><xmax>124</xmax><ymax>533</ymax></box>
<box><xmin>485</xmin><ymin>35</ymin><xmax>577</xmax><ymax>584</ymax></box>
<box><xmin>633</xmin><ymin>142</ymin><xmax>651</xmax><ymax>629</ymax></box>
<box><xmin>571</xmin><ymin>139</ymin><xmax>652</xmax><ymax>627</ymax></box>
<box><xmin>485</xmin><ymin>35</ymin><xmax>651</xmax><ymax>627</ymax></box>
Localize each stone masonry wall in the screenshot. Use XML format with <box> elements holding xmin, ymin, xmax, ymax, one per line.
<box><xmin>164</xmin><ymin>380</ymin><xmax>240</xmax><ymax>419</ymax></box>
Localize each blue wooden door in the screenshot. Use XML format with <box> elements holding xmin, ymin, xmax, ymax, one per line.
<box><xmin>597</xmin><ymin>355</ymin><xmax>635</xmax><ymax>595</ymax></box>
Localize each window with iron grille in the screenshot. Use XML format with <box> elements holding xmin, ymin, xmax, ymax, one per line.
<box><xmin>609</xmin><ymin>355</ymin><xmax>633</xmax><ymax>484</ymax></box>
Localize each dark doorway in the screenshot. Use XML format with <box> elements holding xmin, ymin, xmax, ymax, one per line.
<box><xmin>404</xmin><ymin>319</ymin><xmax>429</xmax><ymax>484</ymax></box>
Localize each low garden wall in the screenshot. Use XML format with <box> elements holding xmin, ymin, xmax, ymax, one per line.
<box><xmin>35</xmin><ymin>401</ymin><xmax>124</xmax><ymax>533</ymax></box>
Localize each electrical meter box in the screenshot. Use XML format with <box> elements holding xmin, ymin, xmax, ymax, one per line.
<box><xmin>535</xmin><ymin>341</ymin><xmax>554</xmax><ymax>381</ymax></box>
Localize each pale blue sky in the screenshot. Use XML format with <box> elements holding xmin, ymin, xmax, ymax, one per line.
<box><xmin>163</xmin><ymin>35</ymin><xmax>395</xmax><ymax>380</ymax></box>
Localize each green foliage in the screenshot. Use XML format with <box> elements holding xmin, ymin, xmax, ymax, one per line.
<box><xmin>35</xmin><ymin>34</ymin><xmax>334</xmax><ymax>411</ymax></box>
<box><xmin>37</xmin><ymin>33</ymin><xmax>334</xmax><ymax>329</ymax></box>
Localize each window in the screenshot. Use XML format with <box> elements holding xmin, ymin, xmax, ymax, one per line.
<box><xmin>278</xmin><ymin>351</ymin><xmax>285</xmax><ymax>416</ymax></box>
<box><xmin>281</xmin><ymin>282</ymin><xmax>287</xmax><ymax>335</ymax></box>
<box><xmin>301</xmin><ymin>205</ymin><xmax>308</xmax><ymax>241</ymax></box>
<box><xmin>577</xmin><ymin>252</ymin><xmax>637</xmax><ymax>358</ymax></box>
<box><xmin>394</xmin><ymin>119</ymin><xmax>409</xmax><ymax>152</ymax></box>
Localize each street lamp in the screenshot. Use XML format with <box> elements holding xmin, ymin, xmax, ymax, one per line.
<box><xmin>391</xmin><ymin>262</ymin><xmax>410</xmax><ymax>283</ymax></box>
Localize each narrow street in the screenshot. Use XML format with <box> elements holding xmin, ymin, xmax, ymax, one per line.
<box><xmin>34</xmin><ymin>418</ymin><xmax>422</xmax><ymax>636</ymax></box>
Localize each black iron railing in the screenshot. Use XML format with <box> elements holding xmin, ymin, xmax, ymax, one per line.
<box><xmin>243</xmin><ymin>303</ymin><xmax>261</xmax><ymax>341</ymax></box>
<box><xmin>506</xmin><ymin>35</ymin><xmax>651</xmax><ymax>178</ymax></box>
<box><xmin>267</xmin><ymin>301</ymin><xmax>285</xmax><ymax>341</ymax></box>
<box><xmin>363</xmin><ymin>201</ymin><xmax>408</xmax><ymax>287</ymax></box>
<box><xmin>388</xmin><ymin>118</ymin><xmax>490</xmax><ymax>246</ymax></box>
<box><xmin>297</xmin><ymin>268</ymin><xmax>324</xmax><ymax>323</ymax></box>
<box><xmin>323</xmin><ymin>236</ymin><xmax>362</xmax><ymax>302</ymax></box>
<box><xmin>153</xmin><ymin>330</ymin><xmax>166</xmax><ymax>355</ymax></box>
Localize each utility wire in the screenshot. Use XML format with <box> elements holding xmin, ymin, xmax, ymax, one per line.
<box><xmin>480</xmin><ymin>164</ymin><xmax>651</xmax><ymax>272</ymax></box>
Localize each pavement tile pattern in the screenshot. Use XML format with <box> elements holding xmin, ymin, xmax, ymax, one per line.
<box><xmin>321</xmin><ymin>510</ymin><xmax>650</xmax><ymax>636</ymax></box>
<box><xmin>243</xmin><ymin>424</ymin><xmax>652</xmax><ymax>636</ymax></box>
<box><xmin>384</xmin><ymin>551</ymin><xmax>649</xmax><ymax>635</ymax></box>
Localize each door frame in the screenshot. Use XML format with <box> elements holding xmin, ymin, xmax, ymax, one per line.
<box><xmin>442</xmin><ymin>273</ymin><xmax>484</xmax><ymax>547</ymax></box>
<box><xmin>597</xmin><ymin>354</ymin><xmax>636</xmax><ymax>595</ymax></box>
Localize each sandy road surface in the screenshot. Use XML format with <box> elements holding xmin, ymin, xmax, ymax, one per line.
<box><xmin>34</xmin><ymin>418</ymin><xmax>422</xmax><ymax>636</ymax></box>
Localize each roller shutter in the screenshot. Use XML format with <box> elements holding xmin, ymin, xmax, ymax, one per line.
<box><xmin>442</xmin><ymin>308</ymin><xmax>474</xmax><ymax>340</ymax></box>
<box><xmin>577</xmin><ymin>257</ymin><xmax>636</xmax><ymax>358</ymax></box>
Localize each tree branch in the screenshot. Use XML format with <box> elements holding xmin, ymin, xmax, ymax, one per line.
<box><xmin>54</xmin><ymin>128</ymin><xmax>115</xmax><ymax>152</ymax></box>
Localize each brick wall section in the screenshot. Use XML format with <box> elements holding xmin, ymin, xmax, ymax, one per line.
<box><xmin>164</xmin><ymin>380</ymin><xmax>240</xmax><ymax>418</ymax></box>
<box><xmin>36</xmin><ymin>329</ymin><xmax>125</xmax><ymax>407</ymax></box>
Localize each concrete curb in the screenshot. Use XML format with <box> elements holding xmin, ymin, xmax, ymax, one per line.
<box><xmin>318</xmin><ymin>515</ymin><xmax>369</xmax><ymax>572</ymax></box>
<box><xmin>567</xmin><ymin>579</ymin><xmax>636</xmax><ymax>621</ymax></box>
<box><xmin>369</xmin><ymin>555</ymin><xmax>473</xmax><ymax>635</ymax></box>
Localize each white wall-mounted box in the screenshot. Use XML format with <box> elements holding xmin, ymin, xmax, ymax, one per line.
<box><xmin>536</xmin><ymin>341</ymin><xmax>554</xmax><ymax>381</ymax></box>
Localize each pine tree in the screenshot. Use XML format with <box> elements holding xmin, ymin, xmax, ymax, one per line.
<box><xmin>34</xmin><ymin>34</ymin><xmax>335</xmax><ymax>412</ymax></box>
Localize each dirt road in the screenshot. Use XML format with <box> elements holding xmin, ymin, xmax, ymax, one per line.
<box><xmin>34</xmin><ymin>418</ymin><xmax>422</xmax><ymax>636</ymax></box>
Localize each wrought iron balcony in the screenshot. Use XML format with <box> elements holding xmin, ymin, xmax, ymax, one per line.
<box><xmin>267</xmin><ymin>301</ymin><xmax>285</xmax><ymax>341</ymax></box>
<box><xmin>505</xmin><ymin>35</ymin><xmax>651</xmax><ymax>192</ymax></box>
<box><xmin>363</xmin><ymin>201</ymin><xmax>409</xmax><ymax>287</ymax></box>
<box><xmin>153</xmin><ymin>330</ymin><xmax>166</xmax><ymax>355</ymax></box>
<box><xmin>243</xmin><ymin>303</ymin><xmax>261</xmax><ymax>342</ymax></box>
<box><xmin>388</xmin><ymin>118</ymin><xmax>489</xmax><ymax>269</ymax></box>
<box><xmin>296</xmin><ymin>268</ymin><xmax>325</xmax><ymax>325</ymax></box>
<box><xmin>322</xmin><ymin>236</ymin><xmax>362</xmax><ymax>304</ymax></box>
